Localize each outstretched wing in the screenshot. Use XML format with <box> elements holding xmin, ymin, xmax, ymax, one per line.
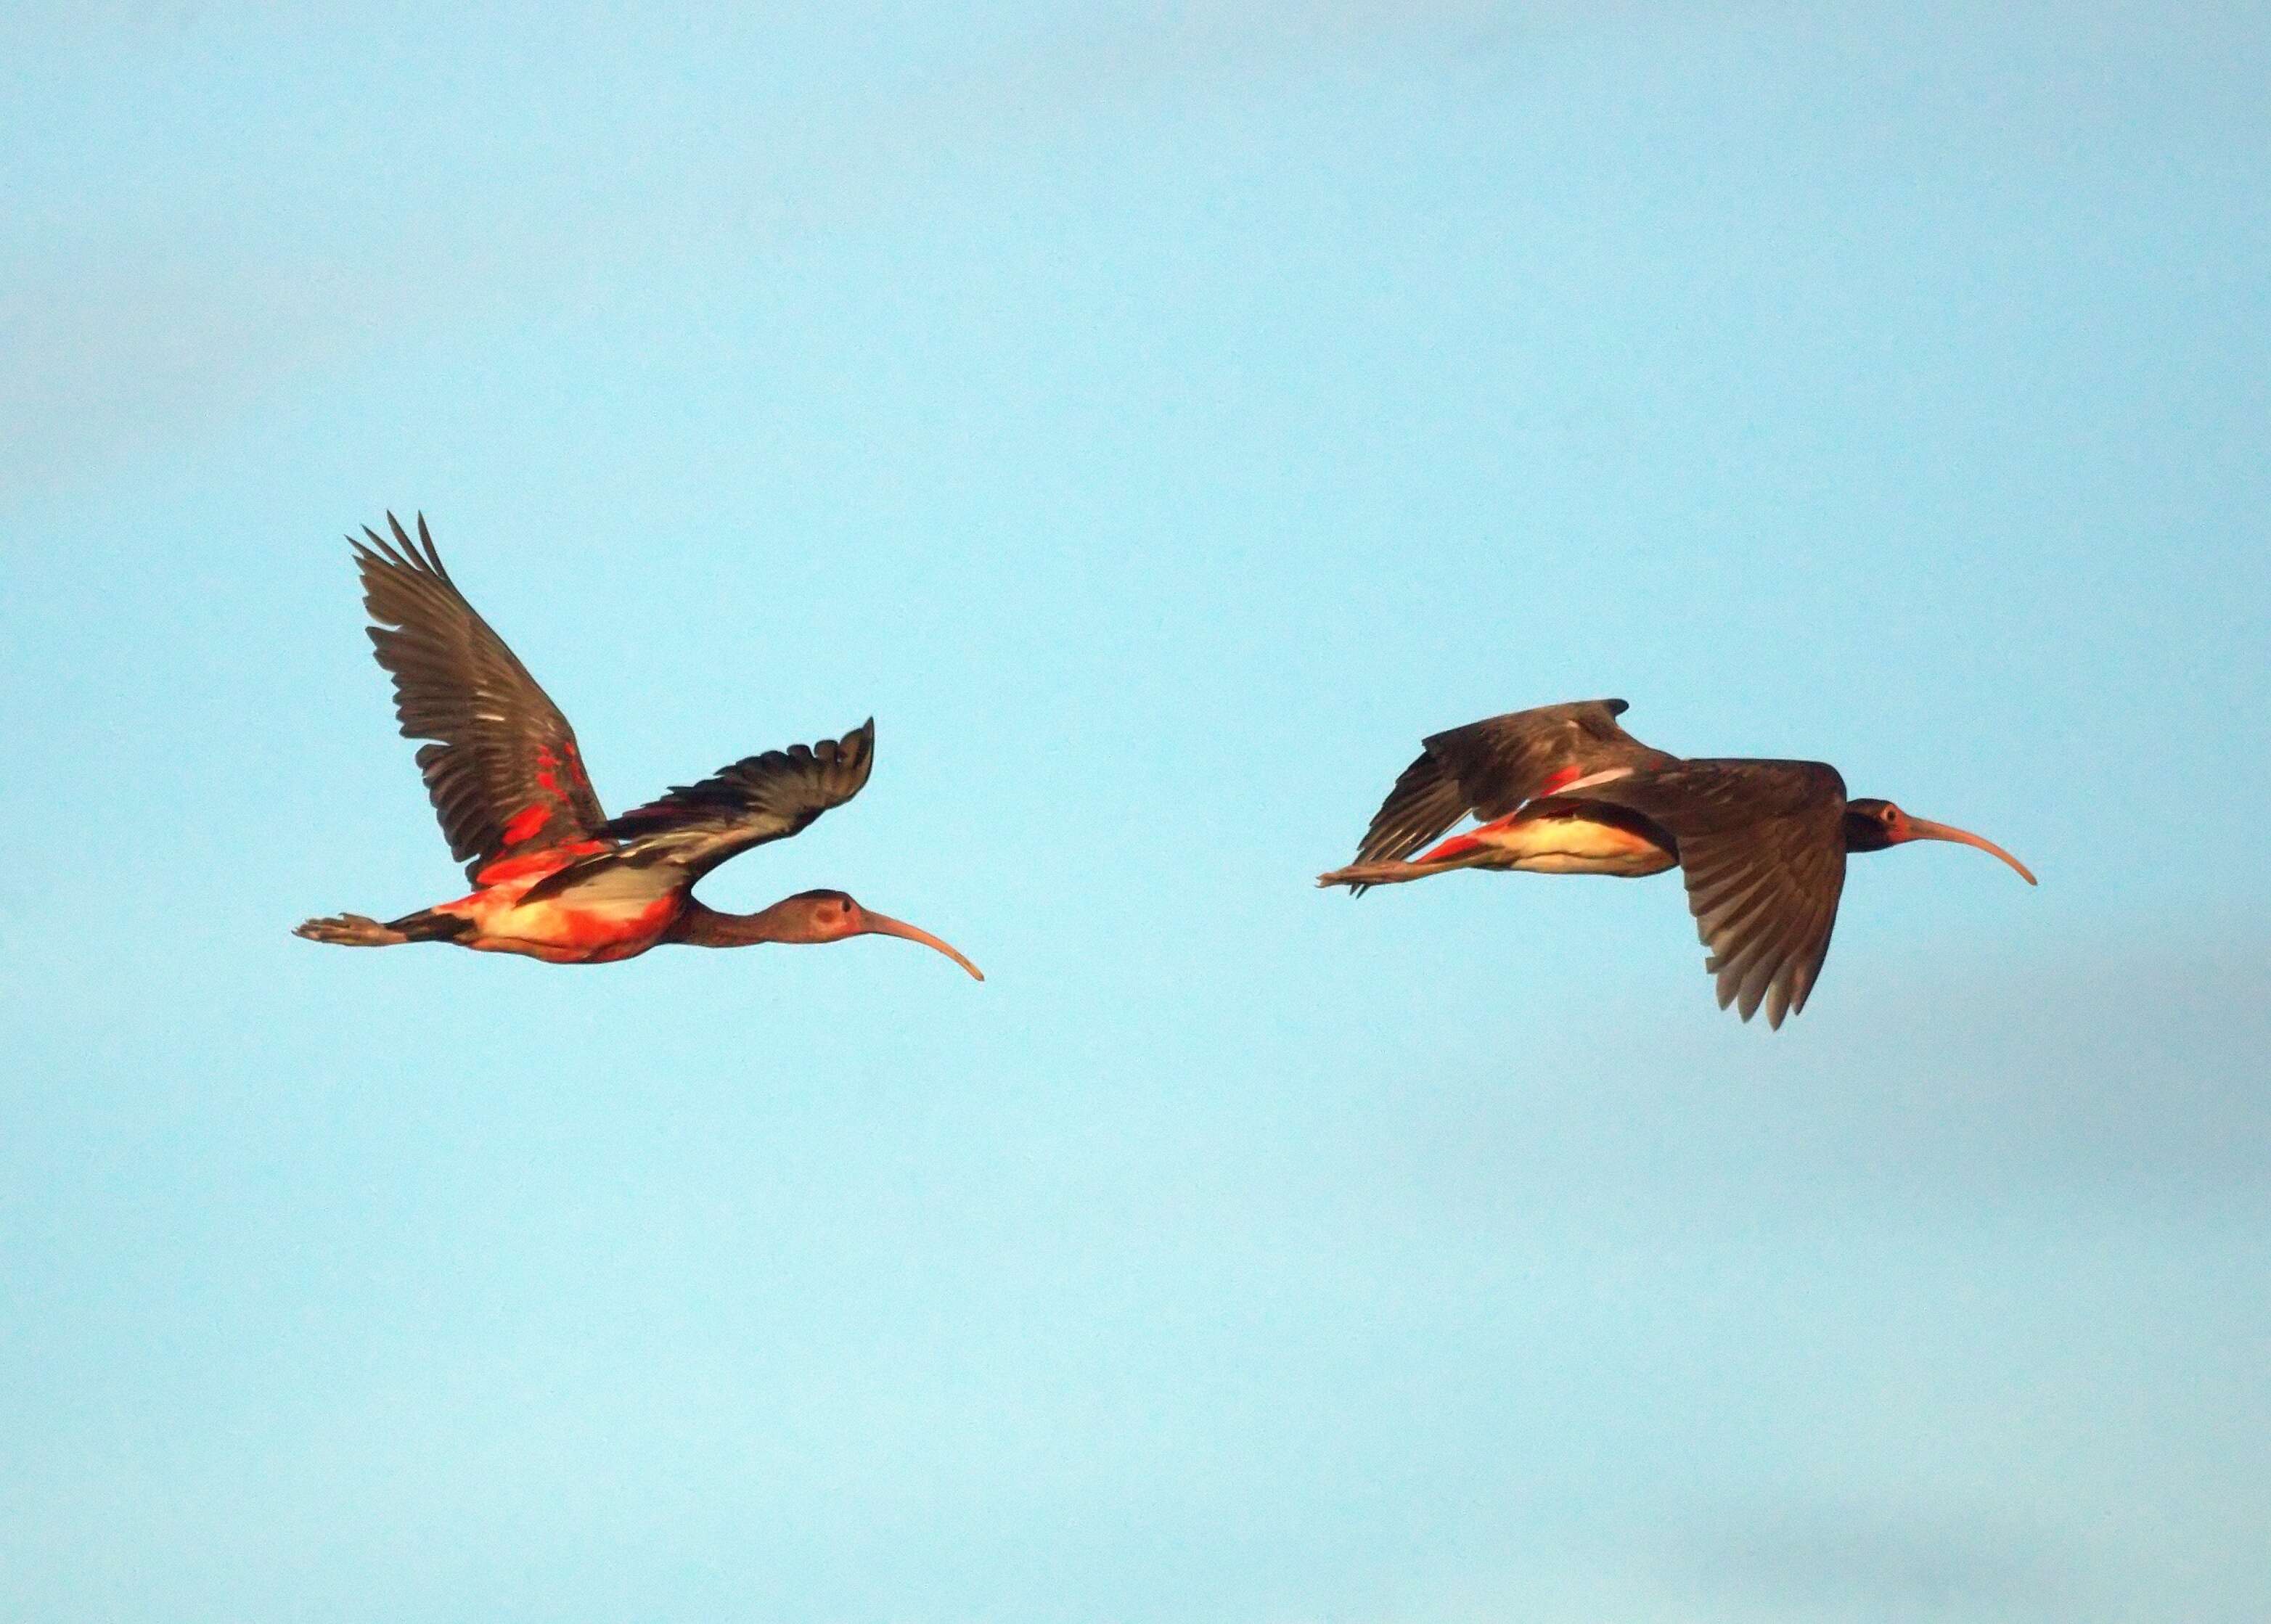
<box><xmin>1349</xmin><ymin>698</ymin><xmax>1672</xmax><ymax>869</ymax></box>
<box><xmin>352</xmin><ymin>513</ymin><xmax>608</xmax><ymax>882</ymax></box>
<box><xmin>598</xmin><ymin>719</ymin><xmax>876</xmax><ymax>879</ymax></box>
<box><xmin>1536</xmin><ymin>758</ymin><xmax>1849</xmax><ymax>1028</ymax></box>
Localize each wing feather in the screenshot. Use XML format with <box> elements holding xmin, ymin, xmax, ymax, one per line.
<box><xmin>1347</xmin><ymin>699</ymin><xmax>1673</xmax><ymax>877</ymax></box>
<box><xmin>351</xmin><ymin>513</ymin><xmax>607</xmax><ymax>880</ymax></box>
<box><xmin>597</xmin><ymin>719</ymin><xmax>876</xmax><ymax>879</ymax></box>
<box><xmin>1533</xmin><ymin>759</ymin><xmax>1849</xmax><ymax>1028</ymax></box>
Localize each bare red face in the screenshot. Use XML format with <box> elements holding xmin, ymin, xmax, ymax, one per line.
<box><xmin>1874</xmin><ymin>803</ymin><xmax>2037</xmax><ymax>885</ymax></box>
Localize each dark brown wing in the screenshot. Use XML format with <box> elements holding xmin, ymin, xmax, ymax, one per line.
<box><xmin>1535</xmin><ymin>759</ymin><xmax>1849</xmax><ymax>1028</ymax></box>
<box><xmin>597</xmin><ymin>720</ymin><xmax>875</xmax><ymax>879</ymax></box>
<box><xmin>352</xmin><ymin>513</ymin><xmax>608</xmax><ymax>882</ymax></box>
<box><xmin>1351</xmin><ymin>698</ymin><xmax>1673</xmax><ymax>868</ymax></box>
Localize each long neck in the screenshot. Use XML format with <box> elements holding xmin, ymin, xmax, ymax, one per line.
<box><xmin>670</xmin><ymin>897</ymin><xmax>814</xmax><ymax>948</ymax></box>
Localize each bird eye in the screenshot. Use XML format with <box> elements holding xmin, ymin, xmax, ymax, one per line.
<box><xmin>1881</xmin><ymin>803</ymin><xmax>1901</xmax><ymax>824</ymax></box>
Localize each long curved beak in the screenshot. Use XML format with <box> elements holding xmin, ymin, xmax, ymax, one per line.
<box><xmin>1900</xmin><ymin>816</ymin><xmax>2038</xmax><ymax>885</ymax></box>
<box><xmin>861</xmin><ymin>911</ymin><xmax>986</xmax><ymax>980</ymax></box>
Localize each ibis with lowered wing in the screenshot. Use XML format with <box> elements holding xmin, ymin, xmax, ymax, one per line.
<box><xmin>1319</xmin><ymin>700</ymin><xmax>2031</xmax><ymax>1027</ymax></box>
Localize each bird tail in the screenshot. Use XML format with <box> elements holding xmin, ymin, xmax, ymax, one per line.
<box><xmin>293</xmin><ymin>908</ymin><xmax>470</xmax><ymax>947</ymax></box>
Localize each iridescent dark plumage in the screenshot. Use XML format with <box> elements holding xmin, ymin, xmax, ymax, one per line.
<box><xmin>1346</xmin><ymin>698</ymin><xmax>1675</xmax><ymax>879</ymax></box>
<box><xmin>351</xmin><ymin>515</ymin><xmax>608</xmax><ymax>881</ymax></box>
<box><xmin>1320</xmin><ymin>700</ymin><xmax>2034</xmax><ymax>1028</ymax></box>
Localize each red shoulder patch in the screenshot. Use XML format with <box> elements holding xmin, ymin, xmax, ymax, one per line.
<box><xmin>1415</xmin><ymin>812</ymin><xmax>1522</xmax><ymax>865</ymax></box>
<box><xmin>501</xmin><ymin>803</ymin><xmax>551</xmax><ymax>846</ymax></box>
<box><xmin>473</xmin><ymin>838</ymin><xmax>609</xmax><ymax>887</ymax></box>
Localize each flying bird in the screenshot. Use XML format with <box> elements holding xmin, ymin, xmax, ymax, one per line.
<box><xmin>295</xmin><ymin>514</ymin><xmax>982</xmax><ymax>979</ymax></box>
<box><xmin>1317</xmin><ymin>699</ymin><xmax>2031</xmax><ymax>1027</ymax></box>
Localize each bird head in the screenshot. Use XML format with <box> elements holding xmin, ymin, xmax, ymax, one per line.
<box><xmin>1842</xmin><ymin>799</ymin><xmax>2037</xmax><ymax>884</ymax></box>
<box><xmin>779</xmin><ymin>889</ymin><xmax>986</xmax><ymax>979</ymax></box>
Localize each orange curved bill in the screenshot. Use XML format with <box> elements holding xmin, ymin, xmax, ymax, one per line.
<box><xmin>863</xmin><ymin>912</ymin><xmax>986</xmax><ymax>980</ymax></box>
<box><xmin>1902</xmin><ymin>816</ymin><xmax>2038</xmax><ymax>885</ymax></box>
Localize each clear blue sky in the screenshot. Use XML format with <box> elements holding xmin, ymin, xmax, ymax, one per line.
<box><xmin>4</xmin><ymin>4</ymin><xmax>2267</xmax><ymax>1620</ymax></box>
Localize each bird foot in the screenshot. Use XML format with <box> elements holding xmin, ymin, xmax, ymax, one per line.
<box><xmin>1318</xmin><ymin>861</ymin><xmax>1400</xmax><ymax>890</ymax></box>
<box><xmin>293</xmin><ymin>913</ymin><xmax>408</xmax><ymax>946</ymax></box>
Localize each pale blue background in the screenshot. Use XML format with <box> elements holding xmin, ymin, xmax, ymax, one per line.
<box><xmin>4</xmin><ymin>4</ymin><xmax>2267</xmax><ymax>1621</ymax></box>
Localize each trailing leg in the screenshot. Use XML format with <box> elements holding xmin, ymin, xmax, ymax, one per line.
<box><xmin>293</xmin><ymin>907</ymin><xmax>470</xmax><ymax>946</ymax></box>
<box><xmin>1316</xmin><ymin>856</ymin><xmax>1484</xmax><ymax>891</ymax></box>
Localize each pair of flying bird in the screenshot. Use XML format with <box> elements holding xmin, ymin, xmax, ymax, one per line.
<box><xmin>300</xmin><ymin>516</ymin><xmax>2035</xmax><ymax>1027</ymax></box>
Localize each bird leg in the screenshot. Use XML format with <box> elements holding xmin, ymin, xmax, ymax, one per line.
<box><xmin>293</xmin><ymin>908</ymin><xmax>472</xmax><ymax>947</ymax></box>
<box><xmin>1316</xmin><ymin>857</ymin><xmax>1479</xmax><ymax>890</ymax></box>
<box><xmin>294</xmin><ymin>913</ymin><xmax>412</xmax><ymax>946</ymax></box>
